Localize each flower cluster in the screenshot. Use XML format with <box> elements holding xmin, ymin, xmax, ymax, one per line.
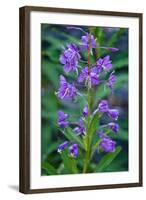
<box><xmin>81</xmin><ymin>33</ymin><xmax>96</xmax><ymax>50</ymax></box>
<box><xmin>97</xmin><ymin>100</ymin><xmax>119</xmax><ymax>120</ymax></box>
<box><xmin>56</xmin><ymin>27</ymin><xmax>120</xmax><ymax>161</ymax></box>
<box><xmin>58</xmin><ymin>141</ymin><xmax>78</xmax><ymax>157</ymax></box>
<box><xmin>60</xmin><ymin>44</ymin><xmax>81</xmax><ymax>73</ymax></box>
<box><xmin>74</xmin><ymin>118</ymin><xmax>86</xmax><ymax>135</ymax></box>
<box><xmin>56</xmin><ymin>75</ymin><xmax>77</xmax><ymax>100</ymax></box>
<box><xmin>78</xmin><ymin>67</ymin><xmax>100</xmax><ymax>86</ymax></box>
<box><xmin>57</xmin><ymin>111</ymin><xmax>69</xmax><ymax>128</ymax></box>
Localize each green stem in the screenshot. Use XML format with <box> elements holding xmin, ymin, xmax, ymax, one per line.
<box><xmin>87</xmin><ymin>87</ymin><xmax>91</xmax><ymax>117</ymax></box>
<box><xmin>83</xmin><ymin>34</ymin><xmax>92</xmax><ymax>173</ymax></box>
<box><xmin>83</xmin><ymin>146</ymin><xmax>91</xmax><ymax>173</ymax></box>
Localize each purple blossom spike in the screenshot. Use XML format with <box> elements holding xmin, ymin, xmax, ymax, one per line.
<box><xmin>83</xmin><ymin>106</ymin><xmax>88</xmax><ymax>117</ymax></box>
<box><xmin>58</xmin><ymin>141</ymin><xmax>69</xmax><ymax>152</ymax></box>
<box><xmin>74</xmin><ymin>118</ymin><xmax>85</xmax><ymax>135</ymax></box>
<box><xmin>107</xmin><ymin>71</ymin><xmax>116</xmax><ymax>89</ymax></box>
<box><xmin>81</xmin><ymin>33</ymin><xmax>96</xmax><ymax>50</ymax></box>
<box><xmin>69</xmin><ymin>143</ymin><xmax>78</xmax><ymax>157</ymax></box>
<box><xmin>78</xmin><ymin>67</ymin><xmax>100</xmax><ymax>86</ymax></box>
<box><xmin>57</xmin><ymin>111</ymin><xmax>69</xmax><ymax>128</ymax></box>
<box><xmin>100</xmin><ymin>136</ymin><xmax>116</xmax><ymax>152</ymax></box>
<box><xmin>99</xmin><ymin>46</ymin><xmax>119</xmax><ymax>52</ymax></box>
<box><xmin>59</xmin><ymin>43</ymin><xmax>81</xmax><ymax>73</ymax></box>
<box><xmin>96</xmin><ymin>55</ymin><xmax>113</xmax><ymax>73</ymax></box>
<box><xmin>98</xmin><ymin>100</ymin><xmax>109</xmax><ymax>113</ymax></box>
<box><xmin>108</xmin><ymin>109</ymin><xmax>119</xmax><ymax>120</ymax></box>
<box><xmin>108</xmin><ymin>122</ymin><xmax>119</xmax><ymax>133</ymax></box>
<box><xmin>108</xmin><ymin>47</ymin><xmax>119</xmax><ymax>52</ymax></box>
<box><xmin>57</xmin><ymin>75</ymin><xmax>77</xmax><ymax>100</ymax></box>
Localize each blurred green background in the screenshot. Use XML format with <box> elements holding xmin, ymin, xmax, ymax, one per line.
<box><xmin>41</xmin><ymin>24</ymin><xmax>128</xmax><ymax>175</ymax></box>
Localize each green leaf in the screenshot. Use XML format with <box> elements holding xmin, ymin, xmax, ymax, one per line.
<box><xmin>42</xmin><ymin>162</ymin><xmax>57</xmax><ymax>175</ymax></box>
<box><xmin>111</xmin><ymin>129</ymin><xmax>128</xmax><ymax>141</ymax></box>
<box><xmin>63</xmin><ymin>127</ymin><xmax>85</xmax><ymax>150</ymax></box>
<box><xmin>87</xmin><ymin>113</ymin><xmax>100</xmax><ymax>143</ymax></box>
<box><xmin>113</xmin><ymin>57</ymin><xmax>128</xmax><ymax>69</ymax></box>
<box><xmin>61</xmin><ymin>149</ymin><xmax>78</xmax><ymax>174</ymax></box>
<box><xmin>91</xmin><ymin>139</ymin><xmax>101</xmax><ymax>155</ymax></box>
<box><xmin>107</xmin><ymin>28</ymin><xmax>125</xmax><ymax>46</ymax></box>
<box><xmin>95</xmin><ymin>146</ymin><xmax>122</xmax><ymax>172</ymax></box>
<box><xmin>93</xmin><ymin>73</ymin><xmax>128</xmax><ymax>103</ymax></box>
<box><xmin>83</xmin><ymin>112</ymin><xmax>100</xmax><ymax>155</ymax></box>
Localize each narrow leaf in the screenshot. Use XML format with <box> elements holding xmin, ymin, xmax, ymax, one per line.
<box><xmin>113</xmin><ymin>57</ymin><xmax>128</xmax><ymax>69</ymax></box>
<box><xmin>42</xmin><ymin>162</ymin><xmax>57</xmax><ymax>175</ymax></box>
<box><xmin>95</xmin><ymin>146</ymin><xmax>122</xmax><ymax>172</ymax></box>
<box><xmin>61</xmin><ymin>149</ymin><xmax>78</xmax><ymax>174</ymax></box>
<box><xmin>87</xmin><ymin>113</ymin><xmax>100</xmax><ymax>144</ymax></box>
<box><xmin>64</xmin><ymin>127</ymin><xmax>85</xmax><ymax>150</ymax></box>
<box><xmin>92</xmin><ymin>138</ymin><xmax>101</xmax><ymax>155</ymax></box>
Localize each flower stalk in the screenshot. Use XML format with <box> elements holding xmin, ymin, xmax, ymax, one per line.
<box><xmin>55</xmin><ymin>26</ymin><xmax>120</xmax><ymax>174</ymax></box>
<box><xmin>83</xmin><ymin>33</ymin><xmax>93</xmax><ymax>173</ymax></box>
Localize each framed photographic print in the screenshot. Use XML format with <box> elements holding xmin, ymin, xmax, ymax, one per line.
<box><xmin>19</xmin><ymin>6</ymin><xmax>143</xmax><ymax>194</ymax></box>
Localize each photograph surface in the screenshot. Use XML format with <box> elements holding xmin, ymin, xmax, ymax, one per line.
<box><xmin>41</xmin><ymin>24</ymin><xmax>129</xmax><ymax>175</ymax></box>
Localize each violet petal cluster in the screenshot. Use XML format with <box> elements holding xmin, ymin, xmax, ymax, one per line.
<box><xmin>78</xmin><ymin>66</ymin><xmax>100</xmax><ymax>86</ymax></box>
<box><xmin>96</xmin><ymin>55</ymin><xmax>113</xmax><ymax>73</ymax></box>
<box><xmin>100</xmin><ymin>135</ymin><xmax>116</xmax><ymax>152</ymax></box>
<box><xmin>81</xmin><ymin>33</ymin><xmax>96</xmax><ymax>50</ymax></box>
<box><xmin>57</xmin><ymin>141</ymin><xmax>79</xmax><ymax>158</ymax></box>
<box><xmin>97</xmin><ymin>100</ymin><xmax>119</xmax><ymax>120</ymax></box>
<box><xmin>58</xmin><ymin>141</ymin><xmax>69</xmax><ymax>152</ymax></box>
<box><xmin>107</xmin><ymin>71</ymin><xmax>116</xmax><ymax>89</ymax></box>
<box><xmin>107</xmin><ymin>47</ymin><xmax>119</xmax><ymax>52</ymax></box>
<box><xmin>74</xmin><ymin>118</ymin><xmax>85</xmax><ymax>135</ymax></box>
<box><xmin>98</xmin><ymin>100</ymin><xmax>109</xmax><ymax>112</ymax></box>
<box><xmin>83</xmin><ymin>105</ymin><xmax>88</xmax><ymax>117</ymax></box>
<box><xmin>108</xmin><ymin>109</ymin><xmax>119</xmax><ymax>120</ymax></box>
<box><xmin>57</xmin><ymin>75</ymin><xmax>77</xmax><ymax>100</ymax></box>
<box><xmin>57</xmin><ymin>111</ymin><xmax>69</xmax><ymax>128</ymax></box>
<box><xmin>60</xmin><ymin>44</ymin><xmax>81</xmax><ymax>73</ymax></box>
<box><xmin>108</xmin><ymin>122</ymin><xmax>119</xmax><ymax>133</ymax></box>
<box><xmin>69</xmin><ymin>143</ymin><xmax>78</xmax><ymax>157</ymax></box>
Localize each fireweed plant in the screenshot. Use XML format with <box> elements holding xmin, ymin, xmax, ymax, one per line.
<box><xmin>55</xmin><ymin>27</ymin><xmax>122</xmax><ymax>174</ymax></box>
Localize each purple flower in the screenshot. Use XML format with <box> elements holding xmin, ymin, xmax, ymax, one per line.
<box><xmin>81</xmin><ymin>33</ymin><xmax>96</xmax><ymax>50</ymax></box>
<box><xmin>83</xmin><ymin>106</ymin><xmax>88</xmax><ymax>117</ymax></box>
<box><xmin>108</xmin><ymin>109</ymin><xmax>119</xmax><ymax>120</ymax></box>
<box><xmin>97</xmin><ymin>130</ymin><xmax>105</xmax><ymax>138</ymax></box>
<box><xmin>108</xmin><ymin>122</ymin><xmax>119</xmax><ymax>133</ymax></box>
<box><xmin>59</xmin><ymin>43</ymin><xmax>81</xmax><ymax>73</ymax></box>
<box><xmin>78</xmin><ymin>67</ymin><xmax>89</xmax><ymax>82</ymax></box>
<box><xmin>74</xmin><ymin>118</ymin><xmax>85</xmax><ymax>135</ymax></box>
<box><xmin>100</xmin><ymin>136</ymin><xmax>116</xmax><ymax>152</ymax></box>
<box><xmin>57</xmin><ymin>111</ymin><xmax>69</xmax><ymax>128</ymax></box>
<box><xmin>58</xmin><ymin>141</ymin><xmax>69</xmax><ymax>152</ymax></box>
<box><xmin>96</xmin><ymin>100</ymin><xmax>119</xmax><ymax>120</ymax></box>
<box><xmin>78</xmin><ymin>67</ymin><xmax>100</xmax><ymax>86</ymax></box>
<box><xmin>96</xmin><ymin>55</ymin><xmax>113</xmax><ymax>73</ymax></box>
<box><xmin>107</xmin><ymin>71</ymin><xmax>116</xmax><ymax>89</ymax></box>
<box><xmin>57</xmin><ymin>75</ymin><xmax>77</xmax><ymax>100</ymax></box>
<box><xmin>69</xmin><ymin>143</ymin><xmax>78</xmax><ymax>157</ymax></box>
<box><xmin>98</xmin><ymin>100</ymin><xmax>109</xmax><ymax>112</ymax></box>
<box><xmin>90</xmin><ymin>71</ymin><xmax>100</xmax><ymax>85</ymax></box>
<box><xmin>108</xmin><ymin>47</ymin><xmax>119</xmax><ymax>52</ymax></box>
